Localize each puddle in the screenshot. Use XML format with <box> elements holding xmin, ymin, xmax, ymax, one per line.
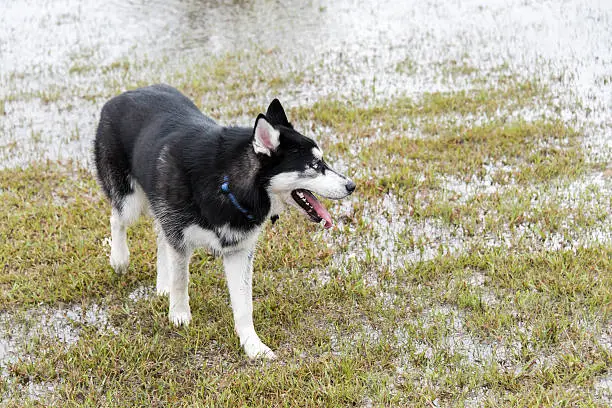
<box><xmin>1</xmin><ymin>380</ymin><xmax>58</xmax><ymax>406</ymax></box>
<box><xmin>0</xmin><ymin>288</ymin><xmax>158</xmax><ymax>402</ymax></box>
<box><xmin>328</xmin><ymin>322</ymin><xmax>381</xmax><ymax>355</ymax></box>
<box><xmin>480</xmin><ymin>171</ymin><xmax>612</xmax><ymax>251</ymax></box>
<box><xmin>0</xmin><ymin>303</ymin><xmax>111</xmax><ymax>375</ymax></box>
<box><xmin>416</xmin><ymin>305</ymin><xmax>519</xmax><ymax>366</ymax></box>
<box><xmin>0</xmin><ymin>302</ymin><xmax>110</xmax><ymax>403</ymax></box>
<box><xmin>440</xmin><ymin>163</ymin><xmax>516</xmax><ymax>205</ymax></box>
<box><xmin>463</xmin><ymin>389</ymin><xmax>490</xmax><ymax>408</ymax></box>
<box><xmin>0</xmin><ymin>286</ymin><xmax>160</xmax><ymax>378</ymax></box>
<box><xmin>599</xmin><ymin>329</ymin><xmax>612</xmax><ymax>354</ymax></box>
<box><xmin>323</xmin><ymin>171</ymin><xmax>611</xmax><ymax>278</ymax></box>
<box><xmin>321</xmin><ymin>192</ymin><xmax>466</xmax><ymax>272</ymax></box>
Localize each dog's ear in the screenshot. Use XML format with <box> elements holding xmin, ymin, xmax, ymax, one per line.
<box><xmin>252</xmin><ymin>114</ymin><xmax>280</xmax><ymax>156</ymax></box>
<box><xmin>266</xmin><ymin>99</ymin><xmax>292</xmax><ymax>128</ymax></box>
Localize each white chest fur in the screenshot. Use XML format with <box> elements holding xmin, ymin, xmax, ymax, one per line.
<box><xmin>182</xmin><ymin>223</ymin><xmax>261</xmax><ymax>254</ymax></box>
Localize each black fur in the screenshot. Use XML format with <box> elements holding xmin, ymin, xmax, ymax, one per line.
<box><xmin>94</xmin><ymin>84</ymin><xmax>320</xmax><ymax>250</ymax></box>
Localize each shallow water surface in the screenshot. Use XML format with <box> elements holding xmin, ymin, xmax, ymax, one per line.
<box><xmin>1</xmin><ymin>0</ymin><xmax>611</xmax><ymax>167</ymax></box>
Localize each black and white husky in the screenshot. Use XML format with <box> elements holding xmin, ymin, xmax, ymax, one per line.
<box><xmin>94</xmin><ymin>84</ymin><xmax>355</xmax><ymax>358</ymax></box>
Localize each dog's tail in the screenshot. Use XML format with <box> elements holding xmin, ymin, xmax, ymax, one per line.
<box><xmin>93</xmin><ymin>103</ymin><xmax>133</xmax><ymax>210</ymax></box>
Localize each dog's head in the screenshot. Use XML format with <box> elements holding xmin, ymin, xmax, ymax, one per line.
<box><xmin>252</xmin><ymin>99</ymin><xmax>355</xmax><ymax>228</ymax></box>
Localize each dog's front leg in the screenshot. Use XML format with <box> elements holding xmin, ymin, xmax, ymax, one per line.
<box><xmin>167</xmin><ymin>245</ymin><xmax>193</xmax><ymax>326</ymax></box>
<box><xmin>223</xmin><ymin>248</ymin><xmax>276</xmax><ymax>359</ymax></box>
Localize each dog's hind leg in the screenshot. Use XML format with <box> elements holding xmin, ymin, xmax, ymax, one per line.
<box><xmin>109</xmin><ymin>207</ymin><xmax>130</xmax><ymax>273</ymax></box>
<box><xmin>154</xmin><ymin>222</ymin><xmax>171</xmax><ymax>296</ymax></box>
<box><xmin>167</xmin><ymin>245</ymin><xmax>193</xmax><ymax>326</ymax></box>
<box><xmin>95</xmin><ymin>121</ymin><xmax>146</xmax><ymax>274</ymax></box>
<box><xmin>223</xmin><ymin>248</ymin><xmax>276</xmax><ymax>359</ymax></box>
<box><xmin>109</xmin><ymin>182</ymin><xmax>146</xmax><ymax>274</ymax></box>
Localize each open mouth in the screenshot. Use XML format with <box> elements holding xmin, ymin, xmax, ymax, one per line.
<box><xmin>291</xmin><ymin>189</ymin><xmax>333</xmax><ymax>229</ymax></box>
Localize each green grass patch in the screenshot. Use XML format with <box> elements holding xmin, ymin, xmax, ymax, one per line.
<box><xmin>0</xmin><ymin>163</ymin><xmax>152</xmax><ymax>306</ymax></box>
<box><xmin>291</xmin><ymin>80</ymin><xmax>544</xmax><ymax>132</ymax></box>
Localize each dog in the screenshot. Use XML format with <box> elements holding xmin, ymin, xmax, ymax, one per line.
<box><xmin>93</xmin><ymin>84</ymin><xmax>355</xmax><ymax>358</ymax></box>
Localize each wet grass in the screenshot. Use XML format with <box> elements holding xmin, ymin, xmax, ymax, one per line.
<box><xmin>1</xmin><ymin>53</ymin><xmax>611</xmax><ymax>406</ymax></box>
<box><xmin>1</xmin><ymin>164</ymin><xmax>609</xmax><ymax>405</ymax></box>
<box><xmin>363</xmin><ymin>119</ymin><xmax>582</xmax><ymax>195</ymax></box>
<box><xmin>291</xmin><ymin>79</ymin><xmax>543</xmax><ymax>128</ymax></box>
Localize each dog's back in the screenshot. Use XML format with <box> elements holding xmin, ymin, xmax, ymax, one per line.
<box><xmin>94</xmin><ymin>84</ymin><xmax>215</xmax><ymax>205</ymax></box>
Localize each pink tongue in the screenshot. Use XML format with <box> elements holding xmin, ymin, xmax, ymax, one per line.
<box><xmin>305</xmin><ymin>193</ymin><xmax>333</xmax><ymax>229</ymax></box>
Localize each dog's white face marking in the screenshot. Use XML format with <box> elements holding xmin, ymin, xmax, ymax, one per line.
<box><xmin>266</xmin><ymin>142</ymin><xmax>354</xmax><ymax>227</ymax></box>
<box><xmin>268</xmin><ymin>169</ymin><xmax>350</xmax><ymax>200</ymax></box>
<box><xmin>266</xmin><ymin>143</ymin><xmax>354</xmax><ymax>218</ymax></box>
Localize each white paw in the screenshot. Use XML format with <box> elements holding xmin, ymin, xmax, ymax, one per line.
<box><xmin>169</xmin><ymin>306</ymin><xmax>191</xmax><ymax>326</ymax></box>
<box><xmin>110</xmin><ymin>250</ymin><xmax>129</xmax><ymax>274</ymax></box>
<box><xmin>243</xmin><ymin>338</ymin><xmax>276</xmax><ymax>360</ymax></box>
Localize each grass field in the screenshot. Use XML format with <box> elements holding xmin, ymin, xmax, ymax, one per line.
<box><xmin>1</xmin><ymin>47</ymin><xmax>611</xmax><ymax>406</ymax></box>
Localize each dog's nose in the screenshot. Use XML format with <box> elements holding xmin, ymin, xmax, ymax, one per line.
<box><xmin>345</xmin><ymin>180</ymin><xmax>356</xmax><ymax>193</ymax></box>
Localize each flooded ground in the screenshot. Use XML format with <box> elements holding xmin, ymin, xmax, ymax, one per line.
<box><xmin>2</xmin><ymin>0</ymin><xmax>610</xmax><ymax>167</ymax></box>
<box><xmin>1</xmin><ymin>0</ymin><xmax>611</xmax><ymax>405</ymax></box>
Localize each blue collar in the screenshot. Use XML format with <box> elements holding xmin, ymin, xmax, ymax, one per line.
<box><xmin>220</xmin><ymin>176</ymin><xmax>255</xmax><ymax>222</ymax></box>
